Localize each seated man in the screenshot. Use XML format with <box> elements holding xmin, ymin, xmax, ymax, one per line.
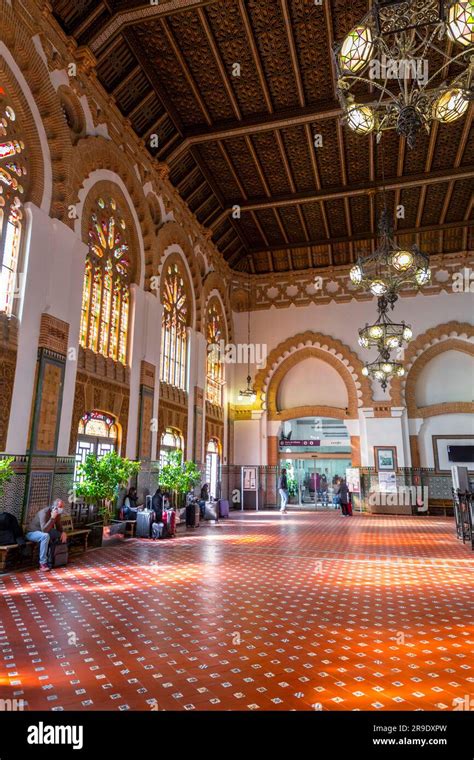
<box><xmin>26</xmin><ymin>499</ymin><xmax>67</xmax><ymax>572</ymax></box>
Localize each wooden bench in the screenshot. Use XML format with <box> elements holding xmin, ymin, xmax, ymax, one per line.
<box><xmin>0</xmin><ymin>540</ymin><xmax>37</xmax><ymax>574</ymax></box>
<box><xmin>110</xmin><ymin>518</ymin><xmax>136</xmax><ymax>538</ymax></box>
<box><xmin>61</xmin><ymin>515</ymin><xmax>90</xmax><ymax>553</ymax></box>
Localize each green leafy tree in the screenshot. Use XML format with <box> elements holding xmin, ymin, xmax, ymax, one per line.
<box><xmin>287</xmin><ymin>477</ymin><xmax>299</xmax><ymax>499</ymax></box>
<box><xmin>159</xmin><ymin>450</ymin><xmax>201</xmax><ymax>507</ymax></box>
<box><xmin>0</xmin><ymin>457</ymin><xmax>15</xmax><ymax>499</ymax></box>
<box><xmin>75</xmin><ymin>451</ymin><xmax>141</xmax><ymax>524</ymax></box>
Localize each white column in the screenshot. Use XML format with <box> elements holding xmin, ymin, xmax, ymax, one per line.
<box><xmin>125</xmin><ymin>284</ymin><xmax>146</xmax><ymax>458</ymax></box>
<box><xmin>146</xmin><ymin>295</ymin><xmax>163</xmax><ymax>461</ymax></box>
<box><xmin>7</xmin><ymin>205</ymin><xmax>86</xmax><ymax>454</ymax></box>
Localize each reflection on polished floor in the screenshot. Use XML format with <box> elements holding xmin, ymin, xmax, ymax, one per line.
<box><xmin>0</xmin><ymin>512</ymin><xmax>473</xmax><ymax>712</ymax></box>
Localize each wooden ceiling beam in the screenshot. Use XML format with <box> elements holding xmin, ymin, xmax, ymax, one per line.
<box><xmin>304</xmin><ymin>122</ymin><xmax>331</xmax><ymax>252</ymax></box>
<box><xmin>127</xmin><ymin>89</ymin><xmax>156</xmax><ymax>120</ymax></box>
<box><xmin>279</xmin><ymin>0</ymin><xmax>305</xmax><ymax>108</ymax></box>
<box><xmin>142</xmin><ymin>111</ymin><xmax>169</xmax><ymax>141</ymax></box>
<box><xmin>440</xmin><ymin>109</ymin><xmax>473</xmax><ymax>225</ymax></box>
<box><xmin>72</xmin><ymin>2</ymin><xmax>108</xmax><ymax>39</ymax></box>
<box><xmin>160</xmin><ymin>18</ymin><xmax>213</xmax><ymax>126</ymax></box>
<box><xmin>197</xmin><ymin>7</ymin><xmax>242</xmax><ymax>120</ymax></box>
<box><xmin>216</xmin><ymin>165</ymin><xmax>473</xmax><ymax>215</ymax></box>
<box><xmin>238</xmin><ymin>0</ymin><xmax>273</xmax><ymax>114</ymax></box>
<box><xmin>89</xmin><ymin>0</ymin><xmax>220</xmax><ymax>54</ymax></box>
<box><xmin>393</xmin><ymin>136</ymin><xmax>406</xmax><ymax>232</ymax></box>
<box><xmin>185</xmin><ymin>178</ymin><xmax>209</xmax><ymax>205</ymax></box>
<box><xmin>111</xmin><ymin>64</ymin><xmax>142</xmax><ymax>97</ymax></box>
<box><xmin>165</xmin><ymin>102</ymin><xmax>343</xmax><ymax>163</ymax></box>
<box><xmin>123</xmin><ymin>28</ymin><xmax>185</xmax><ymax>136</ymax></box>
<box><xmin>247</xmin><ymin>219</ymin><xmax>473</xmax><ymax>254</ymax></box>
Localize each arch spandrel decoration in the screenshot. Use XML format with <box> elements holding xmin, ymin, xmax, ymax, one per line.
<box><xmin>71</xmin><ymin>136</ymin><xmax>153</xmax><ymax>274</ymax></box>
<box><xmin>0</xmin><ymin>3</ymin><xmax>71</xmax><ymax>219</ymax></box>
<box><xmin>253</xmin><ymin>331</ymin><xmax>373</xmax><ymax>419</ymax></box>
<box><xmin>390</xmin><ymin>321</ymin><xmax>474</xmax><ymax>413</ymax></box>
<box><xmin>200</xmin><ymin>271</ymin><xmax>233</xmax><ymax>342</ymax></box>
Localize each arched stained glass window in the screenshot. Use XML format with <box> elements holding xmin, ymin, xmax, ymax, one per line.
<box><xmin>206</xmin><ymin>299</ymin><xmax>225</xmax><ymax>406</ymax></box>
<box><xmin>79</xmin><ymin>196</ymin><xmax>131</xmax><ymax>365</ymax></box>
<box><xmin>0</xmin><ymin>90</ymin><xmax>29</xmax><ymax>317</ymax></box>
<box><xmin>160</xmin><ymin>261</ymin><xmax>189</xmax><ymax>390</ymax></box>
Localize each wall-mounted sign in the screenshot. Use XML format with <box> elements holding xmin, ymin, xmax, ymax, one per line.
<box><xmin>242</xmin><ymin>466</ymin><xmax>257</xmax><ymax>491</ymax></box>
<box><xmin>346</xmin><ymin>467</ymin><xmax>360</xmax><ymax>494</ymax></box>
<box><xmin>279</xmin><ymin>439</ymin><xmax>321</xmax><ymax>447</ymax></box>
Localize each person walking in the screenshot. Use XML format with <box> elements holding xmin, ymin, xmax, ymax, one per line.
<box><xmin>339</xmin><ymin>478</ymin><xmax>350</xmax><ymax>516</ymax></box>
<box><xmin>279</xmin><ymin>468</ymin><xmax>289</xmax><ymax>514</ymax></box>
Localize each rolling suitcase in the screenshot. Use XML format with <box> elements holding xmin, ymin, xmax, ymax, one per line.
<box><xmin>48</xmin><ymin>542</ymin><xmax>68</xmax><ymax>568</ymax></box>
<box><xmin>162</xmin><ymin>509</ymin><xmax>176</xmax><ymax>538</ymax></box>
<box><xmin>186</xmin><ymin>503</ymin><xmax>200</xmax><ymax>527</ymax></box>
<box><xmin>136</xmin><ymin>509</ymin><xmax>153</xmax><ymax>538</ymax></box>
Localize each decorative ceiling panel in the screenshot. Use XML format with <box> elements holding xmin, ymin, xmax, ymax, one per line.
<box><xmin>50</xmin><ymin>0</ymin><xmax>473</xmax><ymax>275</ymax></box>
<box><xmin>246</xmin><ymin>0</ymin><xmax>300</xmax><ymax>111</ymax></box>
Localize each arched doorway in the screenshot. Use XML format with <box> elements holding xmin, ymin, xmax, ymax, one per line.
<box><xmin>74</xmin><ymin>410</ymin><xmax>120</xmax><ymax>481</ymax></box>
<box><xmin>205</xmin><ymin>438</ymin><xmax>220</xmax><ymax>499</ymax></box>
<box><xmin>278</xmin><ymin>417</ymin><xmax>352</xmax><ymax>510</ymax></box>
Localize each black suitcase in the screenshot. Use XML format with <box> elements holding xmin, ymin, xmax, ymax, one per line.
<box><xmin>136</xmin><ymin>509</ymin><xmax>153</xmax><ymax>538</ymax></box>
<box><xmin>49</xmin><ymin>542</ymin><xmax>68</xmax><ymax>568</ymax></box>
<box><xmin>186</xmin><ymin>503</ymin><xmax>200</xmax><ymax>527</ymax></box>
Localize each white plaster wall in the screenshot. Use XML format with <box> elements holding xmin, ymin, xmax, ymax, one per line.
<box><xmin>231</xmin><ymin>291</ymin><xmax>474</xmax><ymax>404</ymax></box>
<box><xmin>362</xmin><ymin>413</ymin><xmax>408</xmax><ymax>468</ymax></box>
<box><xmin>6</xmin><ymin>206</ymin><xmax>87</xmax><ymax>454</ymax></box>
<box><xmin>415</xmin><ymin>351</ymin><xmax>474</xmax><ymax>407</ymax></box>
<box><xmin>233</xmin><ymin>419</ymin><xmax>263</xmax><ymax>465</ymax></box>
<box><xmin>277</xmin><ymin>357</ymin><xmax>349</xmax><ymax>410</ymax></box>
<box><xmin>418</xmin><ymin>414</ymin><xmax>474</xmax><ymax>469</ymax></box>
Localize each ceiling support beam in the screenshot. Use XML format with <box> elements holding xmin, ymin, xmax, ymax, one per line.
<box><xmin>247</xmin><ymin>219</ymin><xmax>473</xmax><ymax>254</ymax></box>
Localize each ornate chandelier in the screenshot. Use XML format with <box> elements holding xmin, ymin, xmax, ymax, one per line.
<box><xmin>359</xmin><ymin>296</ymin><xmax>410</xmax><ymax>390</ymax></box>
<box><xmin>350</xmin><ymin>208</ymin><xmax>432</xmax><ymax>301</ymax></box>
<box><xmin>333</xmin><ymin>0</ymin><xmax>473</xmax><ymax>147</ymax></box>
<box><xmin>358</xmin><ymin>295</ymin><xmax>413</xmax><ymax>350</ymax></box>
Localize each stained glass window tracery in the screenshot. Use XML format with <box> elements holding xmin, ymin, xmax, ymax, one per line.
<box><xmin>79</xmin><ymin>196</ymin><xmax>131</xmax><ymax>364</ymax></box>
<box><xmin>206</xmin><ymin>299</ymin><xmax>225</xmax><ymax>406</ymax></box>
<box><xmin>0</xmin><ymin>89</ymin><xmax>29</xmax><ymax>317</ymax></box>
<box><xmin>160</xmin><ymin>261</ymin><xmax>189</xmax><ymax>390</ymax></box>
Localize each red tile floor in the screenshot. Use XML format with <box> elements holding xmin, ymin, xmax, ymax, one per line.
<box><xmin>0</xmin><ymin>511</ymin><xmax>473</xmax><ymax>712</ymax></box>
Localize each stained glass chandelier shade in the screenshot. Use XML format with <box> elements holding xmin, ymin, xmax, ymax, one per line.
<box><xmin>350</xmin><ymin>209</ymin><xmax>431</xmax><ymax>301</ymax></box>
<box><xmin>0</xmin><ymin>88</ymin><xmax>29</xmax><ymax>317</ymax></box>
<box><xmin>334</xmin><ymin>0</ymin><xmax>474</xmax><ymax>147</ymax></box>
<box><xmin>80</xmin><ymin>197</ymin><xmax>131</xmax><ymax>364</ymax></box>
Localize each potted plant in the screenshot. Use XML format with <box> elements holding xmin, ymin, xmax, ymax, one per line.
<box><xmin>159</xmin><ymin>450</ymin><xmax>201</xmax><ymax>510</ymax></box>
<box><xmin>0</xmin><ymin>457</ymin><xmax>14</xmax><ymax>500</ymax></box>
<box><xmin>287</xmin><ymin>477</ymin><xmax>299</xmax><ymax>505</ymax></box>
<box><xmin>75</xmin><ymin>451</ymin><xmax>141</xmax><ymax>547</ymax></box>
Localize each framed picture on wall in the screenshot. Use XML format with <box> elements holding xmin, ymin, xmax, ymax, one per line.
<box><xmin>374</xmin><ymin>446</ymin><xmax>398</xmax><ymax>472</ymax></box>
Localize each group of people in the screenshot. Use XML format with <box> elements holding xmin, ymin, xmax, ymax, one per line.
<box><xmin>122</xmin><ymin>482</ymin><xmax>212</xmax><ymax>522</ymax></box>
<box><xmin>278</xmin><ymin>469</ymin><xmax>353</xmax><ymax>516</ymax></box>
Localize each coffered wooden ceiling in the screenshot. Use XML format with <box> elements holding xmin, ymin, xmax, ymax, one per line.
<box><xmin>52</xmin><ymin>0</ymin><xmax>473</xmax><ymax>273</ymax></box>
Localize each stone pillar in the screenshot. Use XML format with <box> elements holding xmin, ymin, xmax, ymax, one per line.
<box><xmin>7</xmin><ymin>204</ymin><xmax>87</xmax><ymax>455</ymax></box>
<box><xmin>268</xmin><ymin>436</ymin><xmax>279</xmax><ymax>466</ymax></box>
<box><xmin>410</xmin><ymin>434</ymin><xmax>421</xmax><ymax>468</ymax></box>
<box><xmin>350</xmin><ymin>435</ymin><xmax>361</xmax><ymax>466</ymax></box>
<box><xmin>125</xmin><ymin>284</ymin><xmax>146</xmax><ymax>459</ymax></box>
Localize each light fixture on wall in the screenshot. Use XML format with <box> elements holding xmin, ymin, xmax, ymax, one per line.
<box><xmin>238</xmin><ymin>263</ymin><xmax>256</xmax><ymax>404</ymax></box>
<box><xmin>333</xmin><ymin>0</ymin><xmax>473</xmax><ymax>148</ymax></box>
